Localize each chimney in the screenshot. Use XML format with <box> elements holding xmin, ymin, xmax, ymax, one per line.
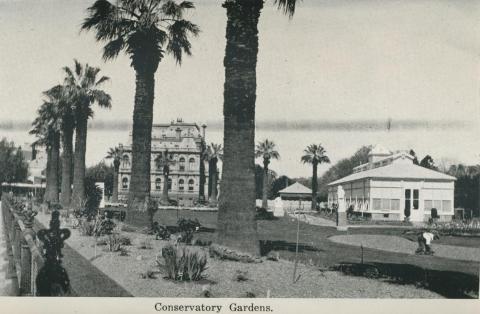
<box><xmin>201</xmin><ymin>124</ymin><xmax>207</xmax><ymax>139</ymax></box>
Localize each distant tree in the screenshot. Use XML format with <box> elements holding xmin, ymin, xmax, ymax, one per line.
<box><xmin>301</xmin><ymin>144</ymin><xmax>330</xmax><ymax>210</ymax></box>
<box><xmin>254</xmin><ymin>164</ymin><xmax>277</xmax><ymax>201</ymax></box>
<box><xmin>409</xmin><ymin>149</ymin><xmax>419</xmax><ymax>165</ymax></box>
<box><xmin>0</xmin><ymin>139</ymin><xmax>29</xmax><ymax>195</ymax></box>
<box><xmin>154</xmin><ymin>150</ymin><xmax>176</xmax><ymax>205</ymax></box>
<box><xmin>420</xmin><ymin>155</ymin><xmax>437</xmax><ymax>170</ymax></box>
<box><xmin>255</xmin><ymin>139</ymin><xmax>280</xmax><ymax>209</ymax></box>
<box><xmin>85</xmin><ymin>161</ymin><xmax>114</xmax><ymax>198</ymax></box>
<box><xmin>317</xmin><ymin>146</ymin><xmax>371</xmax><ymax>201</ymax></box>
<box><xmin>105</xmin><ymin>146</ymin><xmax>123</xmax><ymax>202</ymax></box>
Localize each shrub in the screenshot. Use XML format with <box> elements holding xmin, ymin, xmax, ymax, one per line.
<box><xmin>106</xmin><ymin>233</ymin><xmax>122</xmax><ymax>252</ymax></box>
<box><xmin>93</xmin><ymin>214</ymin><xmax>116</xmax><ymax>237</ymax></box>
<box><xmin>255</xmin><ymin>207</ymin><xmax>274</xmax><ymax>220</ymax></box>
<box><xmin>233</xmin><ymin>270</ymin><xmax>249</xmax><ymax>282</ymax></box>
<box><xmin>82</xmin><ymin>177</ymin><xmax>103</xmax><ymax>218</ymax></box>
<box><xmin>177</xmin><ymin>218</ymin><xmax>201</xmax><ymax>244</ymax></box>
<box><xmin>159</xmin><ymin>245</ymin><xmax>208</xmax><ymax>281</ymax></box>
<box><xmin>79</xmin><ymin>218</ymin><xmax>96</xmax><ymax>236</ymax></box>
<box><xmin>152</xmin><ymin>221</ymin><xmax>171</xmax><ymax>240</ymax></box>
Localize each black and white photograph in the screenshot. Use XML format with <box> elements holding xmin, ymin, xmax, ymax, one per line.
<box><xmin>0</xmin><ymin>0</ymin><xmax>479</xmax><ymax>311</ymax></box>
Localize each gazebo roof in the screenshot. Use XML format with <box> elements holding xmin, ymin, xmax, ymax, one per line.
<box><xmin>279</xmin><ymin>182</ymin><xmax>312</xmax><ymax>195</ymax></box>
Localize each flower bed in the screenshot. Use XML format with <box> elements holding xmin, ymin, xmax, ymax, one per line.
<box><xmin>428</xmin><ymin>220</ymin><xmax>480</xmax><ymax>237</ymax></box>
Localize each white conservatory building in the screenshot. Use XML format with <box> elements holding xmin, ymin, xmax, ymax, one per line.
<box><xmin>327</xmin><ymin>145</ymin><xmax>456</xmax><ymax>222</ymax></box>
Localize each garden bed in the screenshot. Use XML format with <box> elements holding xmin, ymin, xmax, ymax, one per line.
<box><xmin>34</xmin><ymin>212</ymin><xmax>447</xmax><ymax>298</ymax></box>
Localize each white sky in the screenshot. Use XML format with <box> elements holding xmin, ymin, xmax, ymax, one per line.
<box><xmin>0</xmin><ymin>0</ymin><xmax>479</xmax><ymax>177</ymax></box>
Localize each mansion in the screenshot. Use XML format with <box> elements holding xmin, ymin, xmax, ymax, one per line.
<box><xmin>117</xmin><ymin>119</ymin><xmax>209</xmax><ymax>206</ymax></box>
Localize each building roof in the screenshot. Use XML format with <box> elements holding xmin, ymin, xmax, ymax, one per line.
<box><xmin>328</xmin><ymin>163</ymin><xmax>456</xmax><ymax>186</ymax></box>
<box><xmin>279</xmin><ymin>182</ymin><xmax>312</xmax><ymax>194</ymax></box>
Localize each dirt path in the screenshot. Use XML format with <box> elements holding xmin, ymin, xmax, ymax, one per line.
<box><xmin>329</xmin><ymin>234</ymin><xmax>480</xmax><ymax>262</ymax></box>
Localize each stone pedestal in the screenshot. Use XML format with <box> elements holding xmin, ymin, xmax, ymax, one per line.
<box><xmin>336</xmin><ymin>186</ymin><xmax>348</xmax><ymax>231</ymax></box>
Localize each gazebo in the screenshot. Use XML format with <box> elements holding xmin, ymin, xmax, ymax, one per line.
<box><xmin>278</xmin><ymin>182</ymin><xmax>312</xmax><ymax>211</ymax></box>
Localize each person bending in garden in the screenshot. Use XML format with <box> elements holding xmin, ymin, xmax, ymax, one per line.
<box><xmin>416</xmin><ymin>230</ymin><xmax>440</xmax><ymax>255</ymax></box>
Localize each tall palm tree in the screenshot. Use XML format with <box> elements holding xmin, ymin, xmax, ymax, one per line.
<box><xmin>205</xmin><ymin>143</ymin><xmax>223</xmax><ymax>206</ymax></box>
<box><xmin>63</xmin><ymin>60</ymin><xmax>112</xmax><ymax>208</ymax></box>
<box><xmin>81</xmin><ymin>0</ymin><xmax>200</xmax><ymax>217</ymax></box>
<box><xmin>30</xmin><ymin>98</ymin><xmax>62</xmax><ymax>203</ymax></box>
<box><xmin>217</xmin><ymin>0</ymin><xmax>299</xmax><ymax>256</ymax></box>
<box><xmin>44</xmin><ymin>85</ymin><xmax>76</xmax><ymax>208</ymax></box>
<box><xmin>154</xmin><ymin>150</ymin><xmax>176</xmax><ymax>205</ymax></box>
<box><xmin>301</xmin><ymin>144</ymin><xmax>330</xmax><ymax>210</ymax></box>
<box><xmin>106</xmin><ymin>146</ymin><xmax>123</xmax><ymax>203</ymax></box>
<box><xmin>255</xmin><ymin>139</ymin><xmax>280</xmax><ymax>209</ymax></box>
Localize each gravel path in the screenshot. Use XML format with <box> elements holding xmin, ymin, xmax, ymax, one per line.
<box><xmin>329</xmin><ymin>234</ymin><xmax>480</xmax><ymax>262</ymax></box>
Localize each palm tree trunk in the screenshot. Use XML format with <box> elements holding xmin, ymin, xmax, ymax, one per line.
<box><xmin>262</xmin><ymin>160</ymin><xmax>269</xmax><ymax>209</ymax></box>
<box><xmin>46</xmin><ymin>135</ymin><xmax>60</xmax><ymax>203</ymax></box>
<box><xmin>127</xmin><ymin>69</ymin><xmax>155</xmax><ymax>216</ymax></box>
<box><xmin>72</xmin><ymin>113</ymin><xmax>88</xmax><ymax>208</ymax></box>
<box><xmin>311</xmin><ymin>162</ymin><xmax>318</xmax><ymax>210</ymax></box>
<box><xmin>161</xmin><ymin>172</ymin><xmax>169</xmax><ymax>205</ymax></box>
<box><xmin>112</xmin><ymin>165</ymin><xmax>119</xmax><ymax>203</ymax></box>
<box><xmin>60</xmin><ymin>123</ymin><xmax>73</xmax><ymax>207</ymax></box>
<box><xmin>209</xmin><ymin>161</ymin><xmax>218</xmax><ymax>205</ymax></box>
<box><xmin>44</xmin><ymin>146</ymin><xmax>53</xmax><ymax>203</ymax></box>
<box><xmin>217</xmin><ymin>0</ymin><xmax>262</xmax><ymax>256</ymax></box>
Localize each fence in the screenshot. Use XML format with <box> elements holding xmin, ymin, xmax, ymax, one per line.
<box><xmin>1</xmin><ymin>194</ymin><xmax>45</xmax><ymax>296</ymax></box>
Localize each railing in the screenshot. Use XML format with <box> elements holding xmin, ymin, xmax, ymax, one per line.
<box><xmin>1</xmin><ymin>194</ymin><xmax>44</xmax><ymax>296</ymax></box>
<box><xmin>1</xmin><ymin>194</ymin><xmax>71</xmax><ymax>296</ymax></box>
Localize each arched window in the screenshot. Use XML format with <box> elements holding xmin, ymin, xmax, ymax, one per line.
<box><xmin>188</xmin><ymin>179</ymin><xmax>194</xmax><ymax>192</ymax></box>
<box><xmin>155</xmin><ymin>178</ymin><xmax>161</xmax><ymax>190</ymax></box>
<box><xmin>179</xmin><ymin>157</ymin><xmax>186</xmax><ymax>171</ymax></box>
<box><xmin>168</xmin><ymin>178</ymin><xmax>172</xmax><ymax>191</ymax></box>
<box><xmin>122</xmin><ymin>177</ymin><xmax>129</xmax><ymax>189</ymax></box>
<box><xmin>122</xmin><ymin>154</ymin><xmax>130</xmax><ymax>167</ymax></box>
<box><xmin>189</xmin><ymin>157</ymin><xmax>195</xmax><ymax>170</ymax></box>
<box><xmin>178</xmin><ymin>179</ymin><xmax>185</xmax><ymax>191</ymax></box>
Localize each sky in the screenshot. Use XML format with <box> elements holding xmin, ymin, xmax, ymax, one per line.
<box><xmin>0</xmin><ymin>0</ymin><xmax>479</xmax><ymax>177</ymax></box>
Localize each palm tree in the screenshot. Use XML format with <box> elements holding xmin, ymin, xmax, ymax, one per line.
<box><xmin>154</xmin><ymin>150</ymin><xmax>176</xmax><ymax>205</ymax></box>
<box><xmin>217</xmin><ymin>0</ymin><xmax>299</xmax><ymax>256</ymax></box>
<box><xmin>81</xmin><ymin>0</ymin><xmax>200</xmax><ymax>216</ymax></box>
<box><xmin>106</xmin><ymin>146</ymin><xmax>123</xmax><ymax>203</ymax></box>
<box><xmin>45</xmin><ymin>85</ymin><xmax>76</xmax><ymax>208</ymax></box>
<box><xmin>205</xmin><ymin>143</ymin><xmax>223</xmax><ymax>206</ymax></box>
<box><xmin>63</xmin><ymin>60</ymin><xmax>112</xmax><ymax>208</ymax></box>
<box><xmin>301</xmin><ymin>144</ymin><xmax>330</xmax><ymax>210</ymax></box>
<box><xmin>255</xmin><ymin>139</ymin><xmax>280</xmax><ymax>209</ymax></box>
<box><xmin>30</xmin><ymin>97</ymin><xmax>62</xmax><ymax>203</ymax></box>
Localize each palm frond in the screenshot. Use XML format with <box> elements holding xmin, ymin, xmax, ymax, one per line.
<box><xmin>274</xmin><ymin>0</ymin><xmax>299</xmax><ymax>18</ymax></box>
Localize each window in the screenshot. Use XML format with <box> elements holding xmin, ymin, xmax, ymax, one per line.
<box><xmin>179</xmin><ymin>157</ymin><xmax>185</xmax><ymax>171</ymax></box>
<box><xmin>405</xmin><ymin>189</ymin><xmax>411</xmax><ymax>211</ymax></box>
<box><xmin>381</xmin><ymin>199</ymin><xmax>390</xmax><ymax>210</ymax></box>
<box><xmin>373</xmin><ymin>199</ymin><xmax>381</xmax><ymax>210</ymax></box>
<box><xmin>424</xmin><ymin>200</ymin><xmax>433</xmax><ymax>210</ymax></box>
<box><xmin>155</xmin><ymin>178</ymin><xmax>161</xmax><ymax>190</ymax></box>
<box><xmin>391</xmin><ymin>199</ymin><xmax>400</xmax><ymax>211</ymax></box>
<box><xmin>179</xmin><ymin>179</ymin><xmax>185</xmax><ymax>191</ymax></box>
<box><xmin>168</xmin><ymin>178</ymin><xmax>172</xmax><ymax>191</ymax></box>
<box><xmin>188</xmin><ymin>179</ymin><xmax>194</xmax><ymax>191</ymax></box>
<box><xmin>189</xmin><ymin>157</ymin><xmax>195</xmax><ymax>170</ymax></box>
<box><xmin>434</xmin><ymin>200</ymin><xmax>442</xmax><ymax>211</ymax></box>
<box><xmin>122</xmin><ymin>177</ymin><xmax>128</xmax><ymax>189</ymax></box>
<box><xmin>442</xmin><ymin>200</ymin><xmax>452</xmax><ymax>212</ymax></box>
<box><xmin>413</xmin><ymin>189</ymin><xmax>419</xmax><ymax>210</ymax></box>
<box><xmin>122</xmin><ymin>155</ymin><xmax>130</xmax><ymax>167</ymax></box>
<box><xmin>383</xmin><ymin>214</ymin><xmax>389</xmax><ymax>218</ymax></box>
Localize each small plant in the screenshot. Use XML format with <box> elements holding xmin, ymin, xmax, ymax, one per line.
<box><xmin>79</xmin><ymin>218</ymin><xmax>96</xmax><ymax>236</ymax></box>
<box><xmin>139</xmin><ymin>238</ymin><xmax>153</xmax><ymax>250</ymax></box>
<box><xmin>177</xmin><ymin>218</ymin><xmax>201</xmax><ymax>244</ymax></box>
<box><xmin>159</xmin><ymin>244</ymin><xmax>208</xmax><ymax>281</ymax></box>
<box><xmin>233</xmin><ymin>270</ymin><xmax>249</xmax><ymax>282</ymax></box>
<box><xmin>152</xmin><ymin>221</ymin><xmax>171</xmax><ymax>240</ymax></box>
<box><xmin>245</xmin><ymin>291</ymin><xmax>256</xmax><ymax>298</ymax></box>
<box><xmin>140</xmin><ymin>270</ymin><xmax>156</xmax><ymax>279</ymax></box>
<box><xmin>106</xmin><ymin>233</ymin><xmax>122</xmax><ymax>252</ymax></box>
<box><xmin>119</xmin><ymin>248</ymin><xmax>129</xmax><ymax>256</ymax></box>
<box><xmin>93</xmin><ymin>214</ymin><xmax>116</xmax><ymax>237</ymax></box>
